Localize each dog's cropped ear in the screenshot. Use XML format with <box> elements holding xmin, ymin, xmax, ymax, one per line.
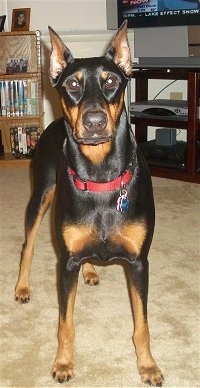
<box><xmin>106</xmin><ymin>21</ymin><xmax>132</xmax><ymax>78</ymax></box>
<box><xmin>48</xmin><ymin>26</ymin><xmax>74</xmax><ymax>86</ymax></box>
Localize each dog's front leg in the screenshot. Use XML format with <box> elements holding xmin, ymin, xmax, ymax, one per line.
<box><xmin>127</xmin><ymin>260</ymin><xmax>163</xmax><ymax>387</ymax></box>
<box><xmin>53</xmin><ymin>262</ymin><xmax>80</xmax><ymax>383</ymax></box>
<box><xmin>15</xmin><ymin>185</ymin><xmax>55</xmax><ymax>303</ymax></box>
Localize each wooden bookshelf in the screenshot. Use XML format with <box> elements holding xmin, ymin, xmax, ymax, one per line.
<box><xmin>0</xmin><ymin>31</ymin><xmax>43</xmax><ymax>167</ymax></box>
<box><xmin>0</xmin><ymin>153</ymin><xmax>32</xmax><ymax>167</ymax></box>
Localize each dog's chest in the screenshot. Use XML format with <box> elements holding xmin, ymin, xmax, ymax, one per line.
<box><xmin>94</xmin><ymin>210</ymin><xmax>117</xmax><ymax>241</ymax></box>
<box><xmin>61</xmin><ymin>199</ymin><xmax>147</xmax><ymax>270</ymax></box>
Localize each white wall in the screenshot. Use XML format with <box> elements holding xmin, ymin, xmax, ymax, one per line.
<box><xmin>1</xmin><ymin>0</ymin><xmax>187</xmax><ymax>140</ymax></box>
<box><xmin>3</xmin><ymin>0</ymin><xmax>124</xmax><ymax>127</ymax></box>
<box><xmin>6</xmin><ymin>0</ymin><xmax>107</xmax><ymax>33</ymax></box>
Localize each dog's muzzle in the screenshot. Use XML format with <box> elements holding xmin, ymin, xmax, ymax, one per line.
<box><xmin>75</xmin><ymin>110</ymin><xmax>110</xmax><ymax>144</ymax></box>
<box><xmin>83</xmin><ymin>110</ymin><xmax>107</xmax><ymax>134</ymax></box>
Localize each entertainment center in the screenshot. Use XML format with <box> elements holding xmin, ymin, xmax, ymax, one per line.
<box><xmin>130</xmin><ymin>67</ymin><xmax>200</xmax><ymax>183</ymax></box>
<box><xmin>107</xmin><ymin>0</ymin><xmax>200</xmax><ymax>183</ymax></box>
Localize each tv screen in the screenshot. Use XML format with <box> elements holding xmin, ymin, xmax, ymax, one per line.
<box><xmin>117</xmin><ymin>0</ymin><xmax>200</xmax><ymax>28</ymax></box>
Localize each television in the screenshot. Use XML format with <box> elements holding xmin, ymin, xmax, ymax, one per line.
<box><xmin>115</xmin><ymin>0</ymin><xmax>200</xmax><ymax>29</ymax></box>
<box><xmin>106</xmin><ymin>0</ymin><xmax>200</xmax><ymax>67</ymax></box>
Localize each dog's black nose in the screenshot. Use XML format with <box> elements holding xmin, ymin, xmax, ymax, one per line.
<box><xmin>83</xmin><ymin>111</ymin><xmax>107</xmax><ymax>134</ymax></box>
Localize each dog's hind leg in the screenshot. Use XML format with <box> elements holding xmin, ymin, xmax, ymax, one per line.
<box><xmin>82</xmin><ymin>262</ymin><xmax>99</xmax><ymax>285</ymax></box>
<box><xmin>15</xmin><ymin>185</ymin><xmax>55</xmax><ymax>303</ymax></box>
<box><xmin>127</xmin><ymin>261</ymin><xmax>163</xmax><ymax>387</ymax></box>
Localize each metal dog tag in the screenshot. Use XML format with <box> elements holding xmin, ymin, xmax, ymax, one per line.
<box><xmin>116</xmin><ymin>190</ymin><xmax>129</xmax><ymax>213</ymax></box>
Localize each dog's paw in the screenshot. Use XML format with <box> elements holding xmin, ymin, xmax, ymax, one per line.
<box><xmin>15</xmin><ymin>286</ymin><xmax>30</xmax><ymax>304</ymax></box>
<box><xmin>82</xmin><ymin>263</ymin><xmax>99</xmax><ymax>286</ymax></box>
<box><xmin>84</xmin><ymin>271</ymin><xmax>99</xmax><ymax>286</ymax></box>
<box><xmin>52</xmin><ymin>362</ymin><xmax>74</xmax><ymax>383</ymax></box>
<box><xmin>139</xmin><ymin>365</ymin><xmax>164</xmax><ymax>387</ymax></box>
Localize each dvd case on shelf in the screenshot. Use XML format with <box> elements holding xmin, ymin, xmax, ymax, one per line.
<box><xmin>0</xmin><ymin>79</ymin><xmax>39</xmax><ymax>117</ymax></box>
<box><xmin>9</xmin><ymin>124</ymin><xmax>40</xmax><ymax>158</ymax></box>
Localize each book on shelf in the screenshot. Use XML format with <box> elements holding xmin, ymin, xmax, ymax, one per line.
<box><xmin>9</xmin><ymin>125</ymin><xmax>40</xmax><ymax>158</ymax></box>
<box><xmin>0</xmin><ymin>79</ymin><xmax>39</xmax><ymax>117</ymax></box>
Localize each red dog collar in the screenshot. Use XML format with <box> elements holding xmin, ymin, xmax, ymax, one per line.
<box><xmin>69</xmin><ymin>167</ymin><xmax>131</xmax><ymax>192</ymax></box>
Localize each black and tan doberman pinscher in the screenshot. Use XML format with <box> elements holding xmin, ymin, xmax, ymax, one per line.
<box><xmin>15</xmin><ymin>22</ymin><xmax>163</xmax><ymax>386</ymax></box>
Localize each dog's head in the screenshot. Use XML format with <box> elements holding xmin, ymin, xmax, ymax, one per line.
<box><xmin>48</xmin><ymin>22</ymin><xmax>132</xmax><ymax>154</ymax></box>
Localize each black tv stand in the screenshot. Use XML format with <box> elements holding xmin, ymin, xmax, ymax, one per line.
<box><xmin>129</xmin><ymin>67</ymin><xmax>200</xmax><ymax>183</ymax></box>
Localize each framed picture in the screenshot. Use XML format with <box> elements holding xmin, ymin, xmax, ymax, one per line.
<box><xmin>6</xmin><ymin>58</ymin><xmax>28</xmax><ymax>74</ymax></box>
<box><xmin>0</xmin><ymin>15</ymin><xmax>6</xmax><ymax>32</ymax></box>
<box><xmin>11</xmin><ymin>8</ymin><xmax>30</xmax><ymax>32</ymax></box>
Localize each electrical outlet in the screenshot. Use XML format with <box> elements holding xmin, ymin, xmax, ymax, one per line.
<box><xmin>170</xmin><ymin>92</ymin><xmax>183</xmax><ymax>100</ymax></box>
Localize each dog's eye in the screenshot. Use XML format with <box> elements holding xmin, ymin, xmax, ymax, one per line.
<box><xmin>66</xmin><ymin>79</ymin><xmax>80</xmax><ymax>91</ymax></box>
<box><xmin>105</xmin><ymin>76</ymin><xmax>117</xmax><ymax>89</ymax></box>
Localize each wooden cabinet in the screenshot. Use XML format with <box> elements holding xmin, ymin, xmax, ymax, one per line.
<box><xmin>130</xmin><ymin>68</ymin><xmax>200</xmax><ymax>183</ymax></box>
<box><xmin>0</xmin><ymin>31</ymin><xmax>43</xmax><ymax>167</ymax></box>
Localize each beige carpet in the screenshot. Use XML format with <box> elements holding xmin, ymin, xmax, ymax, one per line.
<box><xmin>0</xmin><ymin>167</ymin><xmax>200</xmax><ymax>387</ymax></box>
